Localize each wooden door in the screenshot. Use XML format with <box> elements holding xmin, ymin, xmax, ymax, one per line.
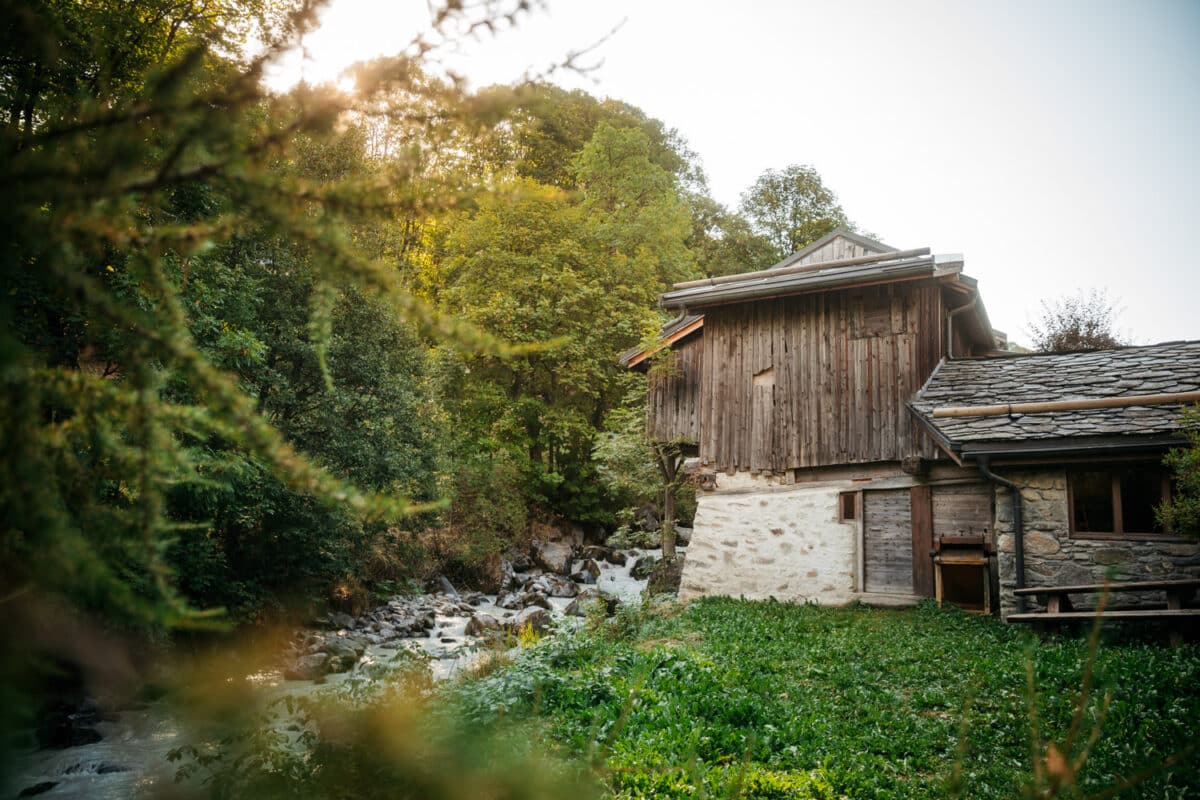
<box><xmin>863</xmin><ymin>489</ymin><xmax>913</xmax><ymax>594</ymax></box>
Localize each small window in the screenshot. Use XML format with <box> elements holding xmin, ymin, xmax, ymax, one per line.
<box><xmin>1069</xmin><ymin>467</ymin><xmax>1172</xmax><ymax>539</ymax></box>
<box><xmin>839</xmin><ymin>491</ymin><xmax>858</xmax><ymax>522</ymax></box>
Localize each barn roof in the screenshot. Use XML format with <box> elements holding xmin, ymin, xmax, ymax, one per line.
<box><xmin>909</xmin><ymin>340</ymin><xmax>1200</xmax><ymax>461</ymax></box>
<box><xmin>618</xmin><ymin>312</ymin><xmax>703</xmax><ymax>368</ymax></box>
<box><xmin>770</xmin><ymin>227</ymin><xmax>896</xmax><ymax>271</ymax></box>
<box><xmin>660</xmin><ymin>251</ymin><xmax>960</xmax><ymax>310</ymax></box>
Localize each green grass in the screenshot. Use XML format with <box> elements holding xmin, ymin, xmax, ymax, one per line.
<box><xmin>451</xmin><ymin>599</ymin><xmax>1200</xmax><ymax>799</ymax></box>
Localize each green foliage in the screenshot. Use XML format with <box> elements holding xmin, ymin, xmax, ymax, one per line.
<box><xmin>738</xmin><ymin>164</ymin><xmax>851</xmax><ymax>262</ymax></box>
<box><xmin>1160</xmin><ymin>405</ymin><xmax>1200</xmax><ymax>536</ymax></box>
<box><xmin>454</xmin><ymin>599</ymin><xmax>1200</xmax><ymax>799</ymax></box>
<box><xmin>429</xmin><ymin>121</ymin><xmax>696</xmax><ymax>524</ymax></box>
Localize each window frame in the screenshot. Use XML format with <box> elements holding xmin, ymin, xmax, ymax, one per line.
<box><xmin>1067</xmin><ymin>467</ymin><xmax>1178</xmax><ymax>541</ymax></box>
<box><xmin>838</xmin><ymin>491</ymin><xmax>859</xmax><ymax>523</ymax></box>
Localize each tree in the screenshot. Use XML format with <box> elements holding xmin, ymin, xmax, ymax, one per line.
<box><xmin>1159</xmin><ymin>406</ymin><xmax>1200</xmax><ymax>537</ymax></box>
<box><xmin>592</xmin><ymin>399</ymin><xmax>689</xmax><ymax>558</ymax></box>
<box><xmin>0</xmin><ymin>0</ymin><xmax>539</xmax><ymax>634</ymax></box>
<box><xmin>738</xmin><ymin>164</ymin><xmax>851</xmax><ymax>262</ymax></box>
<box><xmin>431</xmin><ymin>123</ymin><xmax>695</xmax><ymax>524</ymax></box>
<box><xmin>1027</xmin><ymin>289</ymin><xmax>1126</xmax><ymax>352</ymax></box>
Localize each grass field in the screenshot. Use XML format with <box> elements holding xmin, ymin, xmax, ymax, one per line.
<box><xmin>452</xmin><ymin>599</ymin><xmax>1200</xmax><ymax>799</ymax></box>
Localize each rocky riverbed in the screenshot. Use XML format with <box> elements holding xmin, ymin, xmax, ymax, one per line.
<box><xmin>6</xmin><ymin>543</ymin><xmax>682</xmax><ymax>799</ymax></box>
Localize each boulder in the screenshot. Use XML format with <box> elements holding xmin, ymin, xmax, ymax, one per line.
<box><xmin>542</xmin><ymin>574</ymin><xmax>579</xmax><ymax>598</ymax></box>
<box><xmin>519</xmin><ymin>591</ymin><xmax>552</xmax><ymax>610</ymax></box>
<box><xmin>327</xmin><ymin>612</ymin><xmax>355</xmax><ymax>630</ymax></box>
<box><xmin>465</xmin><ymin>612</ymin><xmax>503</xmax><ymax>637</ymax></box>
<box><xmin>320</xmin><ymin>638</ymin><xmax>366</xmax><ymax>673</ymax></box>
<box><xmin>605</xmin><ymin>550</ymin><xmax>628</xmax><ymax>567</ymax></box>
<box><xmin>673</xmin><ymin>526</ymin><xmax>693</xmax><ymax>547</ymax></box>
<box><xmin>647</xmin><ymin>554</ymin><xmax>686</xmax><ymax>596</ymax></box>
<box><xmin>285</xmin><ymin>653</ymin><xmax>331</xmax><ymax>681</ymax></box>
<box><xmin>532</xmin><ymin>539</ymin><xmax>574</xmax><ymax>575</ymax></box>
<box><xmin>565</xmin><ymin>589</ymin><xmax>619</xmax><ymax>617</ymax></box>
<box><xmin>580</xmin><ymin>545</ymin><xmax>612</xmax><ymax>562</ymax></box>
<box><xmin>507</xmin><ymin>606</ymin><xmax>551</xmax><ymax>634</ymax></box>
<box><xmin>630</xmin><ymin>555</ymin><xmax>660</xmax><ymax>580</ymax></box>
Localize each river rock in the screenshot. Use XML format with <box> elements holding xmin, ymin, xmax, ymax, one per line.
<box><xmin>285</xmin><ymin>652</ymin><xmax>331</xmax><ymax>681</ymax></box>
<box><xmin>508</xmin><ymin>606</ymin><xmax>550</xmax><ymax>634</ymax></box>
<box><xmin>605</xmin><ymin>550</ymin><xmax>628</xmax><ymax>566</ymax></box>
<box><xmin>674</xmin><ymin>526</ymin><xmax>693</xmax><ymax>546</ymax></box>
<box><xmin>532</xmin><ymin>539</ymin><xmax>574</xmax><ymax>575</ymax></box>
<box><xmin>321</xmin><ymin>639</ymin><xmax>365</xmax><ymax>673</ymax></box>
<box><xmin>327</xmin><ymin>612</ymin><xmax>355</xmax><ymax>630</ymax></box>
<box><xmin>465</xmin><ymin>612</ymin><xmax>503</xmax><ymax>637</ymax></box>
<box><xmin>565</xmin><ymin>589</ymin><xmax>619</xmax><ymax>617</ymax></box>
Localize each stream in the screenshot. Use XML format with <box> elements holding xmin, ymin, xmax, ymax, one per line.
<box><xmin>6</xmin><ymin>547</ymin><xmax>670</xmax><ymax>799</ymax></box>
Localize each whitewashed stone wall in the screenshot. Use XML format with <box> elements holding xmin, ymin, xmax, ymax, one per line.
<box><xmin>680</xmin><ymin>477</ymin><xmax>858</xmax><ymax>604</ymax></box>
<box><xmin>994</xmin><ymin>469</ymin><xmax>1200</xmax><ymax>617</ymax></box>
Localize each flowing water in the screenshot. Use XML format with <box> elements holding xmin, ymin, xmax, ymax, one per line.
<box><xmin>6</xmin><ymin>548</ymin><xmax>670</xmax><ymax>799</ymax></box>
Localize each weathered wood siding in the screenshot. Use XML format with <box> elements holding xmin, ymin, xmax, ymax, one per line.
<box><xmin>863</xmin><ymin>489</ymin><xmax>914</xmax><ymax>594</ymax></box>
<box><xmin>699</xmin><ymin>281</ymin><xmax>946</xmax><ymax>472</ymax></box>
<box><xmin>647</xmin><ymin>335</ymin><xmax>702</xmax><ymax>443</ymax></box>
<box><xmin>792</xmin><ymin>235</ymin><xmax>890</xmax><ymax>267</ymax></box>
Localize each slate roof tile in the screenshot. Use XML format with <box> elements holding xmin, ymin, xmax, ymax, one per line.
<box><xmin>910</xmin><ymin>340</ymin><xmax>1200</xmax><ymax>447</ymax></box>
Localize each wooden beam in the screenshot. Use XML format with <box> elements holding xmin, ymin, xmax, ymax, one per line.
<box><xmin>931</xmin><ymin>391</ymin><xmax>1200</xmax><ymax>419</ymax></box>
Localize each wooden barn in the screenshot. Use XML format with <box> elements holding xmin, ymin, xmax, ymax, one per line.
<box><xmin>625</xmin><ymin>230</ymin><xmax>1200</xmax><ymax>617</ymax></box>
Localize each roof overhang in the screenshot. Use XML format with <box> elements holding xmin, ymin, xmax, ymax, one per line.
<box><xmin>660</xmin><ymin>256</ymin><xmax>943</xmax><ymax>310</ymax></box>
<box><xmin>620</xmin><ymin>315</ymin><xmax>704</xmax><ymax>369</ymax></box>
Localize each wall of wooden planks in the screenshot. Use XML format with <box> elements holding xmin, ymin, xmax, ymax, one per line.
<box><xmin>646</xmin><ymin>334</ymin><xmax>702</xmax><ymax>443</ymax></box>
<box><xmin>694</xmin><ymin>280</ymin><xmax>958</xmax><ymax>473</ymax></box>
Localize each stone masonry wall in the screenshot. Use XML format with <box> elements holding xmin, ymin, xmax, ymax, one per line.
<box><xmin>680</xmin><ymin>479</ymin><xmax>857</xmax><ymax>604</ymax></box>
<box><xmin>994</xmin><ymin>469</ymin><xmax>1200</xmax><ymax>617</ymax></box>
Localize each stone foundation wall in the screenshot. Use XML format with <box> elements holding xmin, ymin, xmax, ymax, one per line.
<box><xmin>680</xmin><ymin>477</ymin><xmax>857</xmax><ymax>604</ymax></box>
<box><xmin>994</xmin><ymin>469</ymin><xmax>1200</xmax><ymax>617</ymax></box>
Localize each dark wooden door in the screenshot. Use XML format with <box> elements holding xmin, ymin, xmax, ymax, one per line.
<box><xmin>863</xmin><ymin>489</ymin><xmax>913</xmax><ymax>594</ymax></box>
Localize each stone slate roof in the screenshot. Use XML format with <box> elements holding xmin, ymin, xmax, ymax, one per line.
<box><xmin>910</xmin><ymin>340</ymin><xmax>1200</xmax><ymax>453</ymax></box>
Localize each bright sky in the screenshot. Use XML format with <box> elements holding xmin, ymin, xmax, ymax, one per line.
<box><xmin>270</xmin><ymin>0</ymin><xmax>1200</xmax><ymax>347</ymax></box>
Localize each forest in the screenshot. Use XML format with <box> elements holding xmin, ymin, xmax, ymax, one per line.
<box><xmin>3</xmin><ymin>2</ymin><xmax>1198</xmax><ymax>798</ymax></box>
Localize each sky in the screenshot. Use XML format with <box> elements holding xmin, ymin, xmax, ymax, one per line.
<box><xmin>269</xmin><ymin>0</ymin><xmax>1200</xmax><ymax>347</ymax></box>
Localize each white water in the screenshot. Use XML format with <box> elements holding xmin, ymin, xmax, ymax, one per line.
<box><xmin>6</xmin><ymin>547</ymin><xmax>674</xmax><ymax>798</ymax></box>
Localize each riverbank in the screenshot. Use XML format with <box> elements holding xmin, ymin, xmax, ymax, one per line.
<box><xmin>7</xmin><ymin>544</ymin><xmax>673</xmax><ymax>799</ymax></box>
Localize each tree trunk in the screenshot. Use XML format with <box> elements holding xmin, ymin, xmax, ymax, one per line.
<box><xmin>654</xmin><ymin>442</ymin><xmax>678</xmax><ymax>559</ymax></box>
<box><xmin>662</xmin><ymin>486</ymin><xmax>676</xmax><ymax>558</ymax></box>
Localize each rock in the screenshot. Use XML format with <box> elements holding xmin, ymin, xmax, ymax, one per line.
<box><xmin>506</xmin><ymin>548</ymin><xmax>535</xmax><ymax>571</ymax></box>
<box><xmin>565</xmin><ymin>589</ymin><xmax>619</xmax><ymax>617</ymax></box>
<box><xmin>673</xmin><ymin>526</ymin><xmax>693</xmax><ymax>546</ymax></box>
<box><xmin>18</xmin><ymin>783</ymin><xmax>58</xmax><ymax>798</ymax></box>
<box><xmin>532</xmin><ymin>539</ymin><xmax>574</xmax><ymax>575</ymax></box>
<box><xmin>570</xmin><ymin>569</ymin><xmax>597</xmax><ymax>585</ymax></box>
<box><xmin>321</xmin><ymin>639</ymin><xmax>364</xmax><ymax>673</ymax></box>
<box><xmin>285</xmin><ymin>653</ymin><xmax>331</xmax><ymax>681</ymax></box>
<box><xmin>1022</xmin><ymin>532</ymin><xmax>1061</xmax><ymax>556</ymax></box>
<box><xmin>496</xmin><ymin>591</ymin><xmax>522</xmax><ymax>610</ymax></box>
<box><xmin>327</xmin><ymin>612</ymin><xmax>355</xmax><ymax>630</ymax></box>
<box><xmin>35</xmin><ymin>703</ymin><xmax>104</xmax><ymax>749</ymax></box>
<box><xmin>630</xmin><ymin>555</ymin><xmax>660</xmax><ymax>580</ymax></box>
<box><xmin>508</xmin><ymin>606</ymin><xmax>551</xmax><ymax>634</ymax></box>
<box><xmin>647</xmin><ymin>555</ymin><xmax>685</xmax><ymax>596</ymax></box>
<box><xmin>580</xmin><ymin>545</ymin><xmax>612</xmax><ymax>562</ymax></box>
<box><xmin>464</xmin><ymin>592</ymin><xmax>487</xmax><ymax>606</ymax></box>
<box><xmin>605</xmin><ymin>550</ymin><xmax>628</xmax><ymax>567</ymax></box>
<box><xmin>464</xmin><ymin>612</ymin><xmax>503</xmax><ymax>637</ymax></box>
<box><xmin>542</xmin><ymin>574</ymin><xmax>579</xmax><ymax>598</ymax></box>
<box><xmin>519</xmin><ymin>591</ymin><xmax>552</xmax><ymax>610</ymax></box>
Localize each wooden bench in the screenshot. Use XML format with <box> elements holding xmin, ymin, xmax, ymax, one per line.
<box><xmin>1008</xmin><ymin>578</ymin><xmax>1200</xmax><ymax>643</ymax></box>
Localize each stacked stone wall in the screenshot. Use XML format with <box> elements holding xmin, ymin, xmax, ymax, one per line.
<box><xmin>680</xmin><ymin>481</ymin><xmax>857</xmax><ymax>604</ymax></box>
<box><xmin>994</xmin><ymin>469</ymin><xmax>1200</xmax><ymax>616</ymax></box>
